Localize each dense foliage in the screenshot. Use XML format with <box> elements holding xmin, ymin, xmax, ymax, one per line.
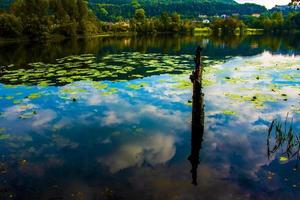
<box><xmin>0</xmin><ymin>0</ymin><xmax>101</xmax><ymax>40</ymax></box>
<box><xmin>129</xmin><ymin>10</ymin><xmax>194</xmax><ymax>33</ymax></box>
<box><xmin>242</xmin><ymin>12</ymin><xmax>300</xmax><ymax>33</ymax></box>
<box><xmin>210</xmin><ymin>17</ymin><xmax>245</xmax><ymax>35</ymax></box>
<box><xmin>0</xmin><ymin>0</ymin><xmax>195</xmax><ymax>39</ymax></box>
<box><xmin>0</xmin><ymin>0</ymin><xmax>299</xmax><ymax>40</ymax></box>
<box><xmin>89</xmin><ymin>0</ymin><xmax>266</xmax><ymax>21</ymax></box>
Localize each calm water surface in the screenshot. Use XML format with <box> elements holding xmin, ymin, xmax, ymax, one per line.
<box><xmin>0</xmin><ymin>35</ymin><xmax>300</xmax><ymax>199</ymax></box>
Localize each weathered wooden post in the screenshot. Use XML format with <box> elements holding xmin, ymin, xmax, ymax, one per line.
<box><xmin>188</xmin><ymin>46</ymin><xmax>205</xmax><ymax>186</ymax></box>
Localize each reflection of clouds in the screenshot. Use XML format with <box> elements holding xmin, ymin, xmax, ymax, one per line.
<box><xmin>87</xmin><ymin>93</ymin><xmax>121</xmax><ymax>106</ymax></box>
<box><xmin>199</xmin><ymin>53</ymin><xmax>300</xmax><ymax>181</ymax></box>
<box><xmin>0</xmin><ymin>52</ymin><xmax>298</xmax><ymax>198</ymax></box>
<box><xmin>140</xmin><ymin>105</ymin><xmax>188</xmax><ymax>129</ymax></box>
<box><xmin>98</xmin><ymin>134</ymin><xmax>176</xmax><ymax>173</ymax></box>
<box><xmin>127</xmin><ymin>164</ymin><xmax>250</xmax><ymax>200</ymax></box>
<box><xmin>3</xmin><ymin>103</ymin><xmax>37</xmax><ymax>119</ymax></box>
<box><xmin>96</xmin><ymin>103</ymin><xmax>189</xmax><ymax>131</ymax></box>
<box><xmin>88</xmin><ymin>93</ymin><xmax>103</xmax><ymax>105</ymax></box>
<box><xmin>32</xmin><ymin>109</ymin><xmax>57</xmax><ymax>127</ymax></box>
<box><xmin>53</xmin><ymin>118</ymin><xmax>71</xmax><ymax>131</ymax></box>
<box><xmin>101</xmin><ymin>111</ymin><xmax>120</xmax><ymax>126</ymax></box>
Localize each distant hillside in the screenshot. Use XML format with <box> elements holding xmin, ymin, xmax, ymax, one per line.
<box><xmin>90</xmin><ymin>0</ymin><xmax>266</xmax><ymax>21</ymax></box>
<box><xmin>90</xmin><ymin>0</ymin><xmax>237</xmax><ymax>4</ymax></box>
<box><xmin>0</xmin><ymin>0</ymin><xmax>267</xmax><ymax>21</ymax></box>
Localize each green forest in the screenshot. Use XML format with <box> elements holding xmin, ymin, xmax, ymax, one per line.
<box><xmin>90</xmin><ymin>0</ymin><xmax>266</xmax><ymax>21</ymax></box>
<box><xmin>0</xmin><ymin>0</ymin><xmax>101</xmax><ymax>40</ymax></box>
<box><xmin>0</xmin><ymin>0</ymin><xmax>299</xmax><ymax>41</ymax></box>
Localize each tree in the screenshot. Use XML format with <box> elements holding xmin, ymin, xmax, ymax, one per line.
<box><xmin>270</xmin><ymin>12</ymin><xmax>284</xmax><ymax>30</ymax></box>
<box><xmin>99</xmin><ymin>7</ymin><xmax>108</xmax><ymax>16</ymax></box>
<box><xmin>211</xmin><ymin>17</ymin><xmax>245</xmax><ymax>35</ymax></box>
<box><xmin>0</xmin><ymin>13</ymin><xmax>22</xmax><ymax>37</ymax></box>
<box><xmin>290</xmin><ymin>12</ymin><xmax>300</xmax><ymax>28</ymax></box>
<box><xmin>1</xmin><ymin>0</ymin><xmax>101</xmax><ymax>40</ymax></box>
<box><xmin>171</xmin><ymin>12</ymin><xmax>180</xmax><ymax>23</ymax></box>
<box><xmin>131</xmin><ymin>0</ymin><xmax>140</xmax><ymax>9</ymax></box>
<box><xmin>160</xmin><ymin>12</ymin><xmax>171</xmax><ymax>31</ymax></box>
<box><xmin>134</xmin><ymin>8</ymin><xmax>145</xmax><ymax>21</ymax></box>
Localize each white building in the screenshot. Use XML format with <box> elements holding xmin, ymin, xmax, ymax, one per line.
<box><xmin>202</xmin><ymin>19</ymin><xmax>210</xmax><ymax>24</ymax></box>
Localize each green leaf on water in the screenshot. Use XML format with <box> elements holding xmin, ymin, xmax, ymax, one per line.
<box><xmin>279</xmin><ymin>156</ymin><xmax>288</xmax><ymax>162</ymax></box>
<box><xmin>281</xmin><ymin>74</ymin><xmax>295</xmax><ymax>81</ymax></box>
<box><xmin>102</xmin><ymin>88</ymin><xmax>118</xmax><ymax>96</ymax></box>
<box><xmin>5</xmin><ymin>96</ymin><xmax>14</xmax><ymax>100</ymax></box>
<box><xmin>222</xmin><ymin>110</ymin><xmax>236</xmax><ymax>116</ymax></box>
<box><xmin>0</xmin><ymin>134</ymin><xmax>9</xmax><ymax>140</ymax></box>
<box><xmin>38</xmin><ymin>81</ymin><xmax>49</xmax><ymax>87</ymax></box>
<box><xmin>173</xmin><ymin>79</ymin><xmax>192</xmax><ymax>90</ymax></box>
<box><xmin>27</xmin><ymin>93</ymin><xmax>41</xmax><ymax>100</ymax></box>
<box><xmin>0</xmin><ymin>128</ymin><xmax>5</xmax><ymax>133</ymax></box>
<box><xmin>126</xmin><ymin>82</ymin><xmax>149</xmax><ymax>90</ymax></box>
<box><xmin>13</xmin><ymin>99</ymin><xmax>23</xmax><ymax>104</ymax></box>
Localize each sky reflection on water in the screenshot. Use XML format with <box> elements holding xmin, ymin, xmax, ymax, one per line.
<box><xmin>0</xmin><ymin>36</ymin><xmax>300</xmax><ymax>199</ymax></box>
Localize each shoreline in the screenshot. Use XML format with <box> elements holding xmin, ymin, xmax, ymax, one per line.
<box><xmin>1</xmin><ymin>29</ymin><xmax>299</xmax><ymax>45</ymax></box>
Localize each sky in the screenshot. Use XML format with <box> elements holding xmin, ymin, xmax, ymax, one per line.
<box><xmin>235</xmin><ymin>0</ymin><xmax>290</xmax><ymax>8</ymax></box>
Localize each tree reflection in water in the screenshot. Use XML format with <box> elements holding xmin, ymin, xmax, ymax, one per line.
<box><xmin>188</xmin><ymin>46</ymin><xmax>205</xmax><ymax>185</ymax></box>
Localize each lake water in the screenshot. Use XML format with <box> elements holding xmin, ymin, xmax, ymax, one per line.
<box><xmin>0</xmin><ymin>34</ymin><xmax>300</xmax><ymax>200</ymax></box>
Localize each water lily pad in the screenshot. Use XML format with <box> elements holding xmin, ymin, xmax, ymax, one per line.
<box><xmin>0</xmin><ymin>134</ymin><xmax>9</xmax><ymax>140</ymax></box>
<box><xmin>102</xmin><ymin>88</ymin><xmax>118</xmax><ymax>96</ymax></box>
<box><xmin>13</xmin><ymin>99</ymin><xmax>23</xmax><ymax>104</ymax></box>
<box><xmin>126</xmin><ymin>83</ymin><xmax>149</xmax><ymax>90</ymax></box>
<box><xmin>281</xmin><ymin>74</ymin><xmax>295</xmax><ymax>81</ymax></box>
<box><xmin>27</xmin><ymin>93</ymin><xmax>41</xmax><ymax>100</ymax></box>
<box><xmin>173</xmin><ymin>79</ymin><xmax>192</xmax><ymax>90</ymax></box>
<box><xmin>225</xmin><ymin>93</ymin><xmax>276</xmax><ymax>109</ymax></box>
<box><xmin>222</xmin><ymin>110</ymin><xmax>236</xmax><ymax>116</ymax></box>
<box><xmin>279</xmin><ymin>156</ymin><xmax>288</xmax><ymax>162</ymax></box>
<box><xmin>5</xmin><ymin>96</ymin><xmax>14</xmax><ymax>100</ymax></box>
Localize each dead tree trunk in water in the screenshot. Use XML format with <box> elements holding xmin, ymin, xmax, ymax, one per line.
<box><xmin>188</xmin><ymin>46</ymin><xmax>205</xmax><ymax>186</ymax></box>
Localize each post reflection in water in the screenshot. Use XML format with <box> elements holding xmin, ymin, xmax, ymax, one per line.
<box><xmin>188</xmin><ymin>46</ymin><xmax>205</xmax><ymax>186</ymax></box>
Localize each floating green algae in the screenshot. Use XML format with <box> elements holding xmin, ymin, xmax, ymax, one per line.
<box><xmin>5</xmin><ymin>96</ymin><xmax>14</xmax><ymax>100</ymax></box>
<box><xmin>279</xmin><ymin>156</ymin><xmax>289</xmax><ymax>162</ymax></box>
<box><xmin>0</xmin><ymin>52</ymin><xmax>196</xmax><ymax>86</ymax></box>
<box><xmin>102</xmin><ymin>88</ymin><xmax>119</xmax><ymax>96</ymax></box>
<box><xmin>292</xmin><ymin>108</ymin><xmax>300</xmax><ymax>114</ymax></box>
<box><xmin>222</xmin><ymin>110</ymin><xmax>237</xmax><ymax>116</ymax></box>
<box><xmin>0</xmin><ymin>128</ymin><xmax>10</xmax><ymax>141</ymax></box>
<box><xmin>173</xmin><ymin>79</ymin><xmax>192</xmax><ymax>90</ymax></box>
<box><xmin>281</xmin><ymin>74</ymin><xmax>295</xmax><ymax>81</ymax></box>
<box><xmin>202</xmin><ymin>79</ymin><xmax>215</xmax><ymax>87</ymax></box>
<box><xmin>126</xmin><ymin>82</ymin><xmax>149</xmax><ymax>90</ymax></box>
<box><xmin>13</xmin><ymin>99</ymin><xmax>23</xmax><ymax>104</ymax></box>
<box><xmin>224</xmin><ymin>93</ymin><xmax>277</xmax><ymax>109</ymax></box>
<box><xmin>92</xmin><ymin>82</ymin><xmax>109</xmax><ymax>90</ymax></box>
<box><xmin>0</xmin><ymin>134</ymin><xmax>10</xmax><ymax>140</ymax></box>
<box><xmin>130</xmin><ymin>74</ymin><xmax>144</xmax><ymax>78</ymax></box>
<box><xmin>223</xmin><ymin>76</ymin><xmax>247</xmax><ymax>84</ymax></box>
<box><xmin>27</xmin><ymin>93</ymin><xmax>41</xmax><ymax>100</ymax></box>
